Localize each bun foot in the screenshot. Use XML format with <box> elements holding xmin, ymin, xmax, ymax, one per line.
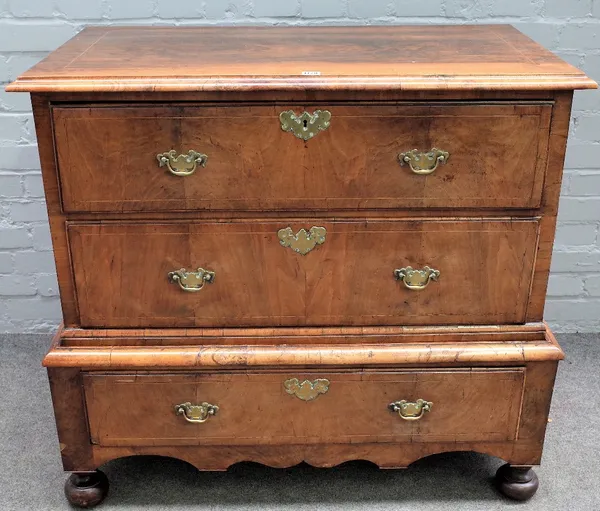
<box><xmin>495</xmin><ymin>464</ymin><xmax>539</xmax><ymax>501</ymax></box>
<box><xmin>64</xmin><ymin>470</ymin><xmax>109</xmax><ymax>508</ymax></box>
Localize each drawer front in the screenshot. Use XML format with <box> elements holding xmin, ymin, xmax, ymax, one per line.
<box><xmin>83</xmin><ymin>369</ymin><xmax>525</xmax><ymax>447</ymax></box>
<box><xmin>54</xmin><ymin>103</ymin><xmax>550</xmax><ymax>212</ymax></box>
<box><xmin>68</xmin><ymin>219</ymin><xmax>538</xmax><ymax>328</ymax></box>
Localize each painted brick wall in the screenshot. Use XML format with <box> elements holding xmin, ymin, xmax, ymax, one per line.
<box><xmin>0</xmin><ymin>0</ymin><xmax>599</xmax><ymax>333</ymax></box>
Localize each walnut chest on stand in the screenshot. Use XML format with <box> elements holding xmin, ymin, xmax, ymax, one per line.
<box><xmin>6</xmin><ymin>25</ymin><xmax>596</xmax><ymax>508</ymax></box>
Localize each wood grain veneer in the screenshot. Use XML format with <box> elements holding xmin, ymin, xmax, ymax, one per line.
<box><xmin>7</xmin><ymin>25</ymin><xmax>595</xmax><ymax>505</ymax></box>
<box><xmin>68</xmin><ymin>219</ymin><xmax>538</xmax><ymax>328</ymax></box>
<box><xmin>83</xmin><ymin>369</ymin><xmax>525</xmax><ymax>446</ymax></box>
<box><xmin>6</xmin><ymin>26</ymin><xmax>596</xmax><ymax>92</ymax></box>
<box><xmin>53</xmin><ymin>102</ymin><xmax>551</xmax><ymax>212</ymax></box>
<box><xmin>42</xmin><ymin>323</ymin><xmax>564</xmax><ymax>369</ymax></box>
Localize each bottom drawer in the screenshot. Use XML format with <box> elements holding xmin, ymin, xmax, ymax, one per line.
<box><xmin>83</xmin><ymin>369</ymin><xmax>525</xmax><ymax>447</ymax></box>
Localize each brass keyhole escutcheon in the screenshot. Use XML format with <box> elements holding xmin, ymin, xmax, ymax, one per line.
<box><xmin>278</xmin><ymin>226</ymin><xmax>327</xmax><ymax>255</ymax></box>
<box><xmin>279</xmin><ymin>110</ymin><xmax>331</xmax><ymax>141</ymax></box>
<box><xmin>284</xmin><ymin>378</ymin><xmax>330</xmax><ymax>401</ymax></box>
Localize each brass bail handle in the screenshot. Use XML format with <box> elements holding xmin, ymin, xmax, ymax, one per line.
<box><xmin>394</xmin><ymin>266</ymin><xmax>440</xmax><ymax>290</ymax></box>
<box><xmin>388</xmin><ymin>399</ymin><xmax>433</xmax><ymax>421</ymax></box>
<box><xmin>399</xmin><ymin>148</ymin><xmax>449</xmax><ymax>175</ymax></box>
<box><xmin>168</xmin><ymin>268</ymin><xmax>215</xmax><ymax>292</ymax></box>
<box><xmin>175</xmin><ymin>402</ymin><xmax>219</xmax><ymax>423</ymax></box>
<box><xmin>157</xmin><ymin>149</ymin><xmax>208</xmax><ymax>176</ymax></box>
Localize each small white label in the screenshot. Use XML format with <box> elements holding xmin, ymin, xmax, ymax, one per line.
<box><xmin>302</xmin><ymin>70</ymin><xmax>321</xmax><ymax>76</ymax></box>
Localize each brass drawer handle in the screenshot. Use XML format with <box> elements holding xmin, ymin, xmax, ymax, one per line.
<box><xmin>394</xmin><ymin>266</ymin><xmax>440</xmax><ymax>290</ymax></box>
<box><xmin>168</xmin><ymin>267</ymin><xmax>215</xmax><ymax>292</ymax></box>
<box><xmin>278</xmin><ymin>226</ymin><xmax>326</xmax><ymax>255</ymax></box>
<box><xmin>399</xmin><ymin>148</ymin><xmax>449</xmax><ymax>175</ymax></box>
<box><xmin>157</xmin><ymin>149</ymin><xmax>208</xmax><ymax>176</ymax></box>
<box><xmin>279</xmin><ymin>110</ymin><xmax>331</xmax><ymax>141</ymax></box>
<box><xmin>389</xmin><ymin>399</ymin><xmax>433</xmax><ymax>421</ymax></box>
<box><xmin>175</xmin><ymin>402</ymin><xmax>219</xmax><ymax>423</ymax></box>
<box><xmin>284</xmin><ymin>378</ymin><xmax>330</xmax><ymax>401</ymax></box>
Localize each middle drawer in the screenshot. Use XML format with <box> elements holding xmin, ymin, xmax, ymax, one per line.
<box><xmin>68</xmin><ymin>218</ymin><xmax>538</xmax><ymax>328</ymax></box>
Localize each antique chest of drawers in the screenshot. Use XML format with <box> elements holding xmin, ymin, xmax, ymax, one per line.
<box><xmin>7</xmin><ymin>25</ymin><xmax>595</xmax><ymax>507</ymax></box>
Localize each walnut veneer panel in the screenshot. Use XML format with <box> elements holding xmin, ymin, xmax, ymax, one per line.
<box><xmin>53</xmin><ymin>103</ymin><xmax>551</xmax><ymax>212</ymax></box>
<box><xmin>68</xmin><ymin>219</ymin><xmax>539</xmax><ymax>328</ymax></box>
<box><xmin>83</xmin><ymin>369</ymin><xmax>524</xmax><ymax>447</ymax></box>
<box><xmin>7</xmin><ymin>26</ymin><xmax>596</xmax><ymax>92</ymax></box>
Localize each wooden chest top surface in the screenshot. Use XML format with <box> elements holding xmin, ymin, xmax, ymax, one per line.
<box><xmin>6</xmin><ymin>25</ymin><xmax>596</xmax><ymax>92</ymax></box>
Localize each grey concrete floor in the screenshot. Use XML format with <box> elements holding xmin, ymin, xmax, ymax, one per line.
<box><xmin>1</xmin><ymin>333</ymin><xmax>599</xmax><ymax>511</ymax></box>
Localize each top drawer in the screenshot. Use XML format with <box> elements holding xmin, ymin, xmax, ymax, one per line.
<box><xmin>52</xmin><ymin>102</ymin><xmax>551</xmax><ymax>213</ymax></box>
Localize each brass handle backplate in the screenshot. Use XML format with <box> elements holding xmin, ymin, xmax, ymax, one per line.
<box><xmin>389</xmin><ymin>399</ymin><xmax>433</xmax><ymax>421</ymax></box>
<box><xmin>284</xmin><ymin>378</ymin><xmax>330</xmax><ymax>401</ymax></box>
<box><xmin>168</xmin><ymin>267</ymin><xmax>215</xmax><ymax>292</ymax></box>
<box><xmin>157</xmin><ymin>149</ymin><xmax>208</xmax><ymax>176</ymax></box>
<box><xmin>278</xmin><ymin>226</ymin><xmax>326</xmax><ymax>255</ymax></box>
<box><xmin>394</xmin><ymin>266</ymin><xmax>440</xmax><ymax>290</ymax></box>
<box><xmin>279</xmin><ymin>110</ymin><xmax>331</xmax><ymax>141</ymax></box>
<box><xmin>399</xmin><ymin>148</ymin><xmax>449</xmax><ymax>175</ymax></box>
<box><xmin>175</xmin><ymin>402</ymin><xmax>219</xmax><ymax>423</ymax></box>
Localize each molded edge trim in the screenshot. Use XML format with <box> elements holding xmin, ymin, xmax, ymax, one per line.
<box><xmin>43</xmin><ymin>323</ymin><xmax>564</xmax><ymax>368</ymax></box>
<box><xmin>60</xmin><ymin>323</ymin><xmax>547</xmax><ymax>339</ymax></box>
<box><xmin>6</xmin><ymin>74</ymin><xmax>598</xmax><ymax>93</ymax></box>
<box><xmin>43</xmin><ymin>340</ymin><xmax>564</xmax><ymax>369</ymax></box>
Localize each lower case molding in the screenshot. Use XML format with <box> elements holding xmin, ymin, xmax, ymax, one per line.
<box><xmin>48</xmin><ymin>367</ymin><xmax>559</xmax><ymax>472</ymax></box>
<box><xmin>43</xmin><ymin>323</ymin><xmax>563</xmax><ymax>369</ymax></box>
<box><xmin>45</xmin><ymin>323</ymin><xmax>561</xmax><ymax>473</ymax></box>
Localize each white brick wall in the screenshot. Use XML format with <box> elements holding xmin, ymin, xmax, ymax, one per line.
<box><xmin>0</xmin><ymin>1</ymin><xmax>599</xmax><ymax>333</ymax></box>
